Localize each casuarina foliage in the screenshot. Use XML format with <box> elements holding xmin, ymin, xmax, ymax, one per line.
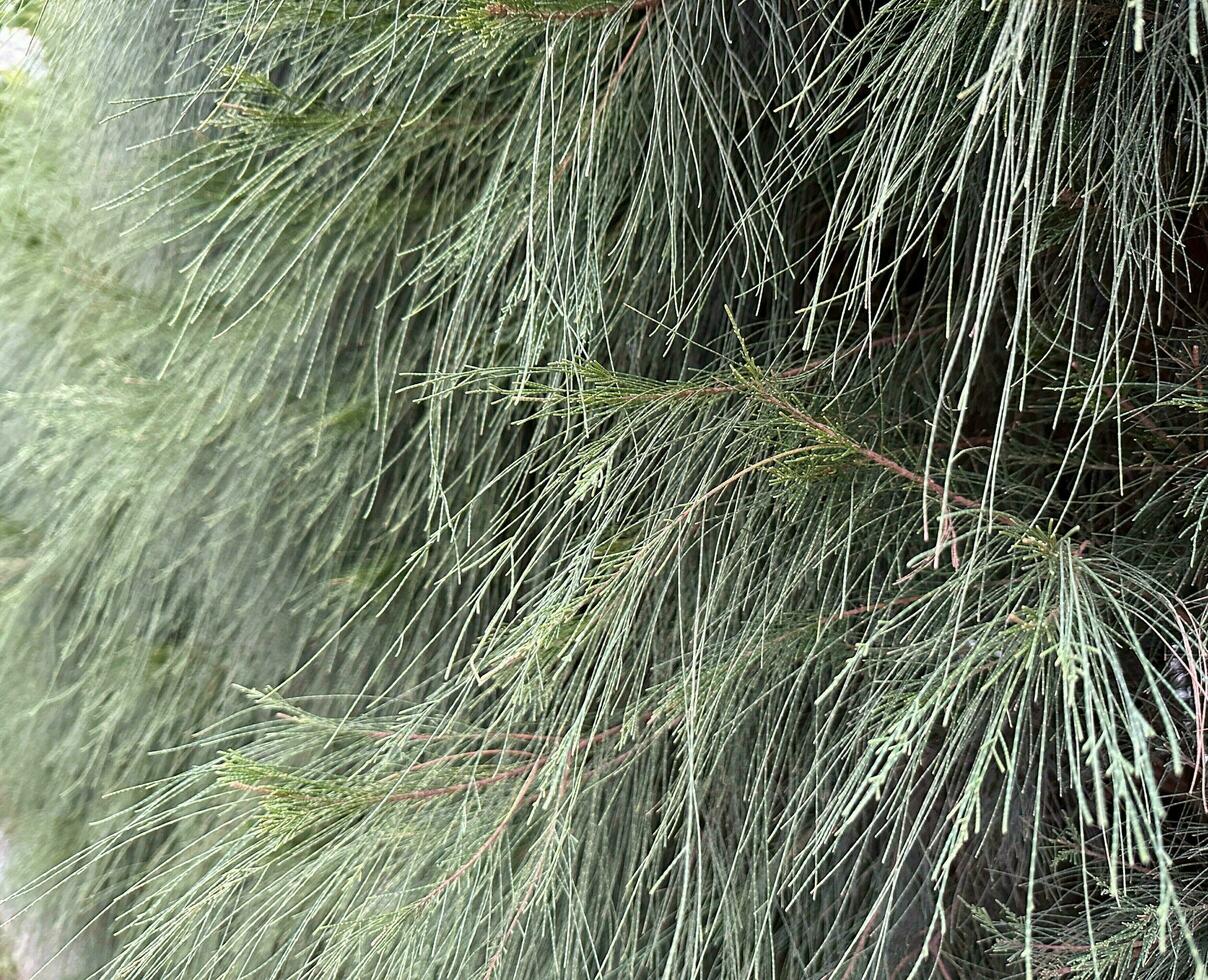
<box><xmin>2</xmin><ymin>0</ymin><xmax>1208</xmax><ymax>976</ymax></box>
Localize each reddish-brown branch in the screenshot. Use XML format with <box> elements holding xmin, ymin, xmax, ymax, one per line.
<box><xmin>1068</xmin><ymin>355</ymin><xmax>1192</xmax><ymax>458</ymax></box>
<box><xmin>1195</xmin><ymin>344</ymin><xmax>1204</xmax><ymax>457</ymax></box>
<box><xmin>832</xmin><ymin>902</ymin><xmax>884</xmax><ymax>980</ymax></box>
<box><xmin>588</xmin><ymin>333</ymin><xmax>1009</xmax><ymax>529</ymax></box>
<box><xmin>929</xmin><ymin>930</ymin><xmax>955</xmax><ymax>980</ymax></box>
<box><xmin>598</xmin><ymin>329</ymin><xmax>1017</xmax><ymax>525</ymax></box>
<box><xmin>414</xmin><ymin>718</ymin><xmax>649</xmax><ymax>906</ymax></box>
<box><xmin>419</xmin><ymin>762</ymin><xmax>542</xmax><ymax>906</ymax></box>
<box><xmin>747</xmin><ymin>382</ymin><xmax>1015</xmax><ymax>527</ymax></box>
<box><xmin>404</xmin><ymin>747</ymin><xmax>538</xmax><ymax>773</ymax></box>
<box><xmin>553</xmin><ymin>2</ymin><xmax>659</xmax><ymax>178</ymax></box>
<box><xmin>387</xmin><ymin>727</ymin><xmax>621</xmax><ymax>802</ymax></box>
<box><xmin>832</xmin><ymin>595</ymin><xmax>924</xmax><ymax>622</ymax></box>
<box><xmin>386</xmin><ymin>762</ymin><xmax>538</xmax><ymax>802</ymax></box>
<box><xmin>230</xmin><ymin>717</ymin><xmax>639</xmax><ymax>804</ymax></box>
<box><xmin>369</xmin><ymin>727</ymin><xmax>563</xmax><ymax>743</ymax></box>
<box><xmin>484</xmin><ymin>848</ymin><xmax>549</xmax><ymax>979</ymax></box>
<box><xmin>1111</xmin><ymin>387</ymin><xmax>1191</xmax><ymax>454</ymax></box>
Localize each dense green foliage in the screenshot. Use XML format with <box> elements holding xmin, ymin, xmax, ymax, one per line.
<box><xmin>3</xmin><ymin>0</ymin><xmax>1208</xmax><ymax>976</ymax></box>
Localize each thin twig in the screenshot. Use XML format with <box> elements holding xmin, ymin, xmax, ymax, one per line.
<box><xmin>1112</xmin><ymin>387</ymin><xmax>1191</xmax><ymax>454</ymax></box>
<box><xmin>419</xmin><ymin>762</ymin><xmax>542</xmax><ymax>906</ymax></box>
<box><xmin>554</xmin><ymin>2</ymin><xmax>659</xmax><ymax>178</ymax></box>
<box><xmin>747</xmin><ymin>380</ymin><xmax>1014</xmax><ymax>526</ymax></box>
<box><xmin>483</xmin><ymin>847</ymin><xmax>549</xmax><ymax>979</ymax></box>
<box><xmin>232</xmin><ymin>717</ymin><xmax>637</xmax><ymax>803</ymax></box>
